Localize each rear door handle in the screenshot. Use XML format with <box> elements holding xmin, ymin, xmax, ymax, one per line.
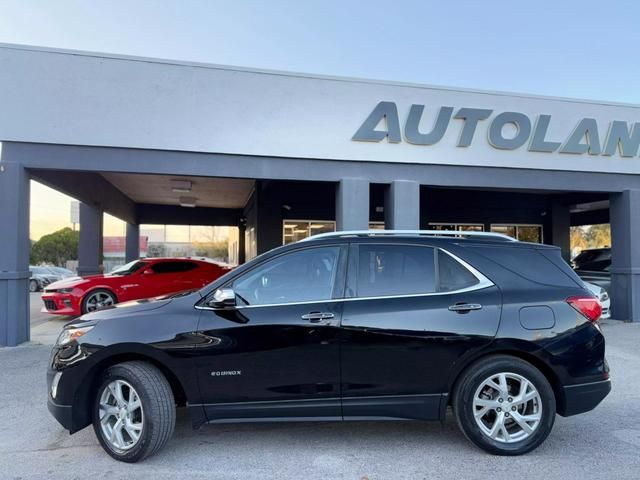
<box><xmin>301</xmin><ymin>312</ymin><xmax>335</xmax><ymax>323</ymax></box>
<box><xmin>448</xmin><ymin>303</ymin><xmax>483</xmax><ymax>313</ymax></box>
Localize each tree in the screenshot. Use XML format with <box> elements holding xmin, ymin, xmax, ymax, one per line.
<box><xmin>30</xmin><ymin>227</ymin><xmax>80</xmax><ymax>266</ymax></box>
<box><xmin>570</xmin><ymin>224</ymin><xmax>611</xmax><ymax>257</ymax></box>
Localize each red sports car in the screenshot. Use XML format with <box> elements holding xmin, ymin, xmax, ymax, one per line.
<box><xmin>41</xmin><ymin>257</ymin><xmax>232</xmax><ymax>316</ymax></box>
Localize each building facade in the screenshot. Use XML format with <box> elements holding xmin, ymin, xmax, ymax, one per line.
<box><xmin>1</xmin><ymin>43</ymin><xmax>639</xmax><ymax>345</ymax></box>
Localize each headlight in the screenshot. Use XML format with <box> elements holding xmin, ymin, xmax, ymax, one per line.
<box><xmin>48</xmin><ymin>288</ymin><xmax>74</xmax><ymax>293</ymax></box>
<box><xmin>56</xmin><ymin>325</ymin><xmax>94</xmax><ymax>346</ymax></box>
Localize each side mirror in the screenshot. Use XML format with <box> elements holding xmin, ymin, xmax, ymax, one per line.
<box><xmin>143</xmin><ymin>269</ymin><xmax>154</xmax><ymax>275</ymax></box>
<box><xmin>208</xmin><ymin>288</ymin><xmax>236</xmax><ymax>308</ymax></box>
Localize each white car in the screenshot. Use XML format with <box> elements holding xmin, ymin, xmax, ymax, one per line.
<box><xmin>584</xmin><ymin>281</ymin><xmax>611</xmax><ymax>319</ymax></box>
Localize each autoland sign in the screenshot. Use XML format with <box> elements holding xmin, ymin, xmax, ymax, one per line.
<box><xmin>353</xmin><ymin>101</ymin><xmax>640</xmax><ymax>157</ymax></box>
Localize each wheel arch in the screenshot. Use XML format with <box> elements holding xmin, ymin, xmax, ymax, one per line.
<box><xmin>69</xmin><ymin>347</ymin><xmax>188</xmax><ymax>433</ymax></box>
<box><xmin>447</xmin><ymin>346</ymin><xmax>564</xmax><ymax>415</ymax></box>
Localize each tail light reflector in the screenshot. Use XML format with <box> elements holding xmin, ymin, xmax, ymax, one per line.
<box><xmin>567</xmin><ymin>295</ymin><xmax>602</xmax><ymax>322</ymax></box>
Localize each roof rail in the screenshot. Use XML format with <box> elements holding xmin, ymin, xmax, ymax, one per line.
<box><xmin>300</xmin><ymin>229</ymin><xmax>517</xmax><ymax>242</ymax></box>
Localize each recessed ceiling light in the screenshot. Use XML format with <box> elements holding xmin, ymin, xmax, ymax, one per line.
<box><xmin>179</xmin><ymin>196</ymin><xmax>197</xmax><ymax>208</ymax></box>
<box><xmin>171</xmin><ymin>179</ymin><xmax>192</xmax><ymax>193</ymax></box>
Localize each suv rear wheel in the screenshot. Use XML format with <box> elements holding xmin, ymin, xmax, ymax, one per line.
<box><xmin>453</xmin><ymin>355</ymin><xmax>556</xmax><ymax>455</ymax></box>
<box><xmin>92</xmin><ymin>361</ymin><xmax>175</xmax><ymax>462</ymax></box>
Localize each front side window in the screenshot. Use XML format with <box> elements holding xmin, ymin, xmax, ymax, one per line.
<box><xmin>231</xmin><ymin>246</ymin><xmax>340</xmax><ymax>306</ymax></box>
<box><xmin>356</xmin><ymin>244</ymin><xmax>436</xmax><ymax>297</ymax></box>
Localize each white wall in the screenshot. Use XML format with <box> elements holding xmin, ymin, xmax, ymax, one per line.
<box><xmin>2</xmin><ymin>44</ymin><xmax>640</xmax><ymax>174</ymax></box>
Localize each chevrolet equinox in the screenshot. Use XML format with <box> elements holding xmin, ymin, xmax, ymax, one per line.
<box><xmin>47</xmin><ymin>230</ymin><xmax>611</xmax><ymax>462</ymax></box>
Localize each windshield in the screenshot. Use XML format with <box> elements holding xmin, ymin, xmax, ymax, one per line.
<box><xmin>31</xmin><ymin>266</ymin><xmax>52</xmax><ymax>275</ymax></box>
<box><xmin>110</xmin><ymin>260</ymin><xmax>148</xmax><ymax>275</ymax></box>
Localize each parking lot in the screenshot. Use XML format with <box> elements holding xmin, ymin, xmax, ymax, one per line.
<box><xmin>1</xmin><ymin>296</ymin><xmax>638</xmax><ymax>479</ymax></box>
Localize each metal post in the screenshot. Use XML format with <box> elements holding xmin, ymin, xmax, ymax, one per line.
<box><xmin>0</xmin><ymin>162</ymin><xmax>30</xmax><ymax>346</ymax></box>
<box><xmin>77</xmin><ymin>202</ymin><xmax>104</xmax><ymax>276</ymax></box>
<box><xmin>336</xmin><ymin>178</ymin><xmax>369</xmax><ymax>231</ymax></box>
<box><xmin>384</xmin><ymin>180</ymin><xmax>420</xmax><ymax>230</ymax></box>
<box><xmin>551</xmin><ymin>201</ymin><xmax>571</xmax><ymax>261</ymax></box>
<box><xmin>610</xmin><ymin>190</ymin><xmax>640</xmax><ymax>321</ymax></box>
<box><xmin>125</xmin><ymin>223</ymin><xmax>140</xmax><ymax>262</ymax></box>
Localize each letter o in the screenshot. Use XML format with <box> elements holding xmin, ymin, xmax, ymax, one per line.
<box><xmin>488</xmin><ymin>112</ymin><xmax>532</xmax><ymax>150</ymax></box>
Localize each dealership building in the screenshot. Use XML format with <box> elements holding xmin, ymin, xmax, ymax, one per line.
<box><xmin>1</xmin><ymin>43</ymin><xmax>640</xmax><ymax>345</ymax></box>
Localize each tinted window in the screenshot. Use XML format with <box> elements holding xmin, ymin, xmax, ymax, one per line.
<box><xmin>470</xmin><ymin>245</ymin><xmax>579</xmax><ymax>288</ymax></box>
<box><xmin>151</xmin><ymin>261</ymin><xmax>198</xmax><ymax>274</ymax></box>
<box><xmin>438</xmin><ymin>251</ymin><xmax>479</xmax><ymax>292</ymax></box>
<box><xmin>356</xmin><ymin>245</ymin><xmax>435</xmax><ymax>297</ymax></box>
<box><xmin>231</xmin><ymin>246</ymin><xmax>340</xmax><ymax>306</ymax></box>
<box><xmin>31</xmin><ymin>267</ymin><xmax>50</xmax><ymax>275</ymax></box>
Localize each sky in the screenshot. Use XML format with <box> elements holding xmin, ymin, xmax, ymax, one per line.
<box><xmin>1</xmin><ymin>0</ymin><xmax>639</xmax><ymax>238</ymax></box>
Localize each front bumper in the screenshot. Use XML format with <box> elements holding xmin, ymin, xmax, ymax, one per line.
<box><xmin>558</xmin><ymin>379</ymin><xmax>611</xmax><ymax>416</ymax></box>
<box><xmin>47</xmin><ymin>368</ymin><xmax>74</xmax><ymax>430</ymax></box>
<box><xmin>47</xmin><ymin>396</ymin><xmax>73</xmax><ymax>430</ymax></box>
<box><xmin>41</xmin><ymin>292</ymin><xmax>81</xmax><ymax>316</ymax></box>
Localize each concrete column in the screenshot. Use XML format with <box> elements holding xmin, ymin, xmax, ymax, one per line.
<box><xmin>77</xmin><ymin>202</ymin><xmax>103</xmax><ymax>276</ymax></box>
<box><xmin>238</xmin><ymin>223</ymin><xmax>246</xmax><ymax>265</ymax></box>
<box><xmin>0</xmin><ymin>162</ymin><xmax>30</xmax><ymax>346</ymax></box>
<box><xmin>336</xmin><ymin>178</ymin><xmax>369</xmax><ymax>231</ymax></box>
<box><xmin>125</xmin><ymin>223</ymin><xmax>140</xmax><ymax>263</ymax></box>
<box><xmin>384</xmin><ymin>180</ymin><xmax>420</xmax><ymax>230</ymax></box>
<box><xmin>551</xmin><ymin>201</ymin><xmax>571</xmax><ymax>261</ymax></box>
<box><xmin>610</xmin><ymin>190</ymin><xmax>640</xmax><ymax>321</ymax></box>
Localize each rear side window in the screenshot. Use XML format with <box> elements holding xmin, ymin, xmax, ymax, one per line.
<box><xmin>437</xmin><ymin>251</ymin><xmax>479</xmax><ymax>292</ymax></box>
<box><xmin>151</xmin><ymin>261</ymin><xmax>198</xmax><ymax>274</ymax></box>
<box><xmin>356</xmin><ymin>244</ymin><xmax>436</xmax><ymax>297</ymax></box>
<box><xmin>469</xmin><ymin>246</ymin><xmax>580</xmax><ymax>288</ymax></box>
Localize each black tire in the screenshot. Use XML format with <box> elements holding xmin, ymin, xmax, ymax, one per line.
<box><xmin>92</xmin><ymin>361</ymin><xmax>176</xmax><ymax>463</ymax></box>
<box><xmin>453</xmin><ymin>355</ymin><xmax>556</xmax><ymax>455</ymax></box>
<box><xmin>29</xmin><ymin>279</ymin><xmax>39</xmax><ymax>293</ymax></box>
<box><xmin>81</xmin><ymin>288</ymin><xmax>117</xmax><ymax>314</ymax></box>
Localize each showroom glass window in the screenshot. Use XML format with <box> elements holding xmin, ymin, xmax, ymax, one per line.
<box><xmin>491</xmin><ymin>224</ymin><xmax>543</xmax><ymax>243</ymax></box>
<box><xmin>429</xmin><ymin>223</ymin><xmax>484</xmax><ymax>232</ymax></box>
<box><xmin>356</xmin><ymin>244</ymin><xmax>436</xmax><ymax>297</ymax></box>
<box><xmin>231</xmin><ymin>246</ymin><xmax>340</xmax><ymax>306</ymax></box>
<box><xmin>282</xmin><ymin>221</ymin><xmax>336</xmax><ymax>244</ymax></box>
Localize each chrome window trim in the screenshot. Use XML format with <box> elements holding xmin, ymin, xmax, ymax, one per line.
<box><xmin>195</xmin><ymin>247</ymin><xmax>493</xmax><ymax>311</ymax></box>
<box><xmin>194</xmin><ymin>281</ymin><xmax>493</xmax><ymax>311</ymax></box>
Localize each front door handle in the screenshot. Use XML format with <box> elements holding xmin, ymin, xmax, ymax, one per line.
<box><xmin>301</xmin><ymin>312</ymin><xmax>335</xmax><ymax>323</ymax></box>
<box><xmin>448</xmin><ymin>303</ymin><xmax>483</xmax><ymax>313</ymax></box>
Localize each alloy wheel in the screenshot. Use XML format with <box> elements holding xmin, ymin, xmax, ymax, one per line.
<box><xmin>472</xmin><ymin>372</ymin><xmax>542</xmax><ymax>443</ymax></box>
<box><xmin>98</xmin><ymin>379</ymin><xmax>144</xmax><ymax>452</ymax></box>
<box><xmin>85</xmin><ymin>291</ymin><xmax>115</xmax><ymax>312</ymax></box>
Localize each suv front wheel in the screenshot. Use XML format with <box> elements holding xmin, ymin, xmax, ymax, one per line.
<box><xmin>453</xmin><ymin>355</ymin><xmax>556</xmax><ymax>455</ymax></box>
<box><xmin>92</xmin><ymin>361</ymin><xmax>176</xmax><ymax>462</ymax></box>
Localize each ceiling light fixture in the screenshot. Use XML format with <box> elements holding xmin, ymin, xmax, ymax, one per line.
<box><xmin>179</xmin><ymin>196</ymin><xmax>197</xmax><ymax>208</ymax></box>
<box><xmin>171</xmin><ymin>179</ymin><xmax>192</xmax><ymax>193</ymax></box>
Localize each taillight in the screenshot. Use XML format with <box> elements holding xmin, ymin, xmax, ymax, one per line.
<box><xmin>567</xmin><ymin>295</ymin><xmax>602</xmax><ymax>322</ymax></box>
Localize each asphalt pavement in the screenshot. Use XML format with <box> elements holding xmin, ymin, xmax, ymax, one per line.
<box><xmin>1</xmin><ymin>298</ymin><xmax>639</xmax><ymax>479</ymax></box>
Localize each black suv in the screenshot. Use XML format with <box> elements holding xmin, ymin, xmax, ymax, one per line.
<box><xmin>47</xmin><ymin>231</ymin><xmax>610</xmax><ymax>462</ymax></box>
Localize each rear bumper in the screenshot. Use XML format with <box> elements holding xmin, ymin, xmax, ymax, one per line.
<box><xmin>558</xmin><ymin>379</ymin><xmax>611</xmax><ymax>416</ymax></box>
